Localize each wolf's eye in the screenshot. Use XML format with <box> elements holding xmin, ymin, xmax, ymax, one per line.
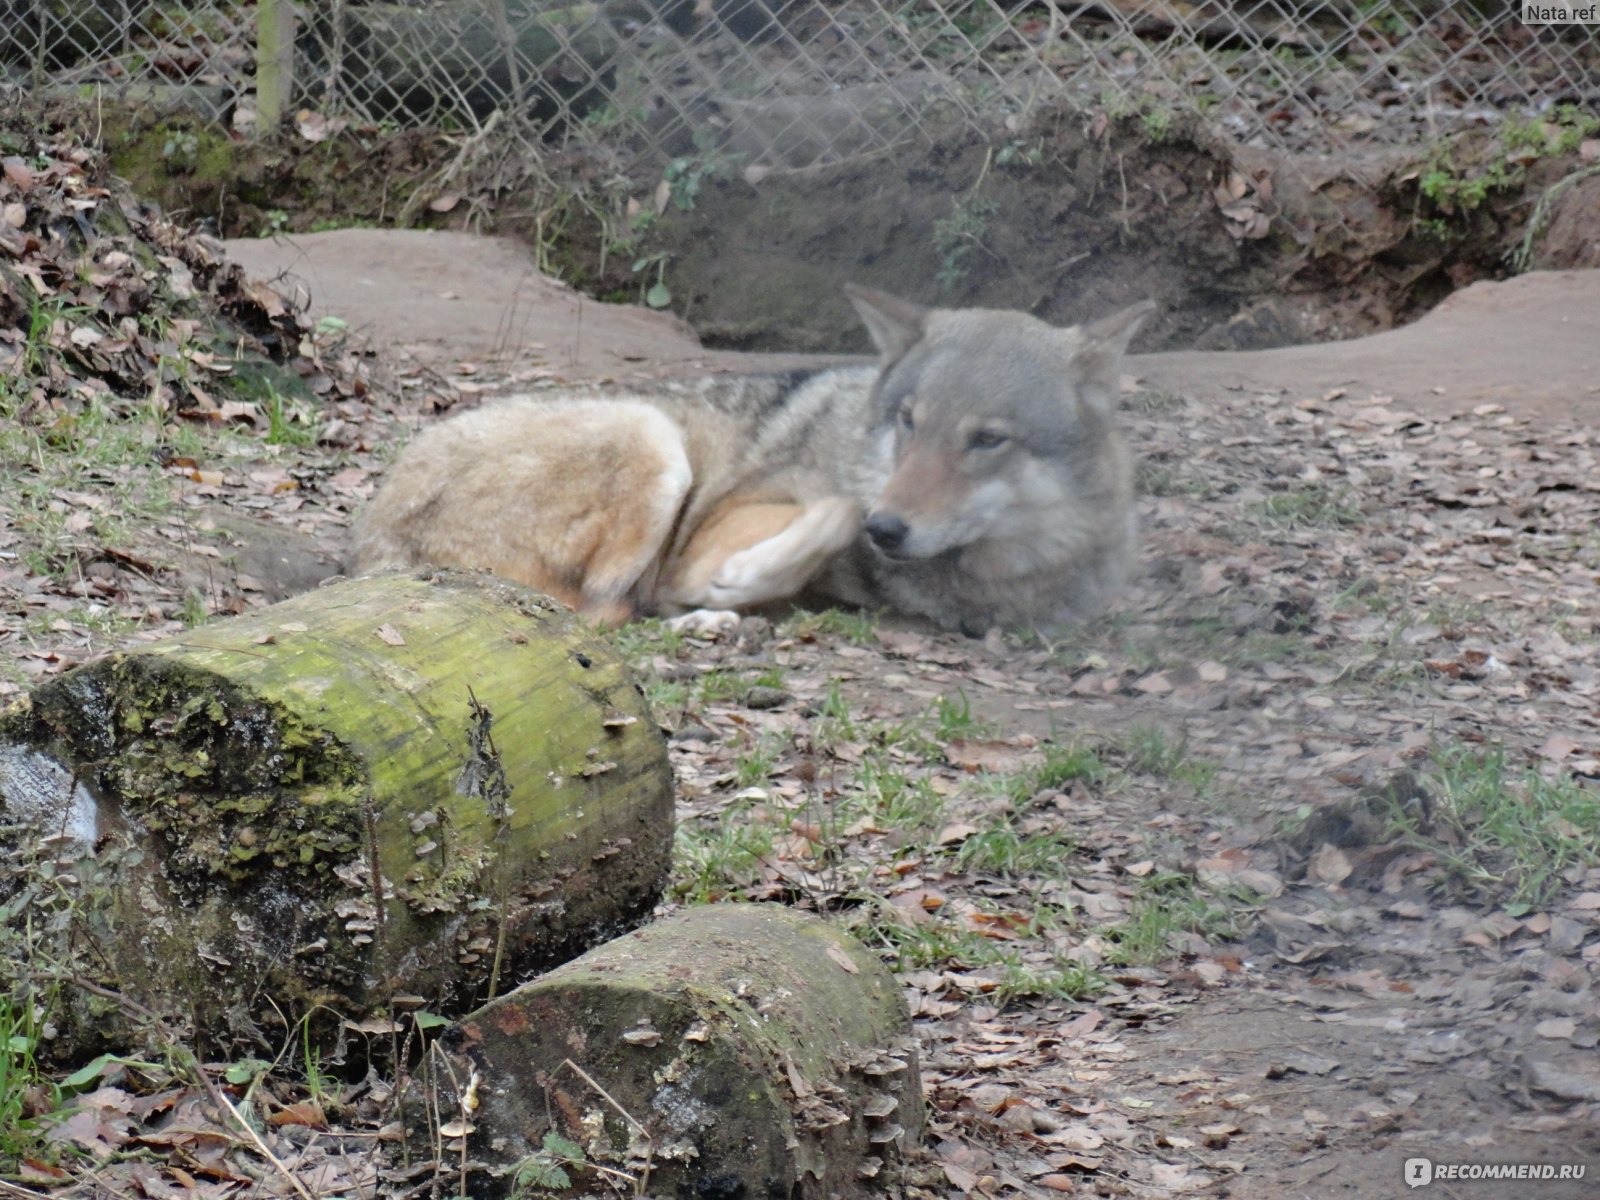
<box><xmin>968</xmin><ymin>429</ymin><xmax>1009</xmax><ymax>451</ymax></box>
<box><xmin>896</xmin><ymin>406</ymin><xmax>915</xmax><ymax>432</ymax></box>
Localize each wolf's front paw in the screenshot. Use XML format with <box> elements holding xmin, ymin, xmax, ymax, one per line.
<box><xmin>666</xmin><ymin>608</ymin><xmax>743</xmax><ymax>638</ymax></box>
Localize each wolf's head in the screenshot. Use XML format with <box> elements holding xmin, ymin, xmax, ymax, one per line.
<box><xmin>845</xmin><ymin>285</ymin><xmax>1154</xmax><ymax>564</ymax></box>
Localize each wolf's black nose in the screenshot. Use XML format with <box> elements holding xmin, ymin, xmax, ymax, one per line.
<box><xmin>865</xmin><ymin>512</ymin><xmax>909</xmax><ymax>553</ymax></box>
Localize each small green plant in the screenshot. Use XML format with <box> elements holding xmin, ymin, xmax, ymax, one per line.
<box><xmin>995</xmin><ymin>138</ymin><xmax>1043</xmax><ymax>169</ymax></box>
<box><xmin>933</xmin><ymin>194</ymin><xmax>998</xmax><ymax>292</ymax></box>
<box><xmin>631</xmin><ymin>251</ymin><xmax>672</xmax><ymax>309</ymax></box>
<box><xmin>640</xmin><ymin>675</ymin><xmax>692</xmax><ymax>719</ymax></box>
<box><xmin>1033</xmin><ymin>743</ymin><xmax>1105</xmax><ymax>790</ymax></box>
<box><xmin>510</xmin><ymin>1130</ymin><xmax>588</xmax><ymax>1195</ymax></box>
<box><xmin>611</xmin><ymin>616</ymin><xmax>687</xmax><ymax>662</ymax></box>
<box><xmin>1109</xmin><ymin>870</ymin><xmax>1250</xmax><ymax>963</ymax></box>
<box><xmin>1416</xmin><ymin>105</ymin><xmax>1598</xmax><ymax>229</ymax></box>
<box><xmin>1418</xmin><ymin>162</ymin><xmax>1501</xmax><ymax>214</ymax></box>
<box><xmin>662</xmin><ymin>156</ymin><xmax>705</xmax><ymax>211</ymax></box>
<box><xmin>930</xmin><ymin>690</ymin><xmax>993</xmax><ymax>741</ymax></box>
<box><xmin>1247</xmin><ymin>483</ymin><xmax>1362</xmax><ymax>531</ymax></box>
<box><xmin>1140</xmin><ymin>105</ymin><xmax>1173</xmax><ymax>141</ymax></box>
<box><xmin>851</xmin><ymin>900</ymin><xmax>1103</xmax><ymax>1003</ymax></box>
<box><xmin>1097</xmin><ymin>86</ymin><xmax>1134</xmax><ymax>121</ymax></box>
<box><xmin>179</xmin><ymin>587</ymin><xmax>211</xmax><ymax>627</ymax></box>
<box><xmin>672</xmin><ymin>798</ymin><xmax>778</xmax><ymax>904</ymax></box>
<box><xmin>580</xmin><ymin>100</ymin><xmax>647</xmax><ymax>138</ymax></box>
<box><xmin>695</xmin><ymin>669</ymin><xmax>746</xmax><ymax>705</ymax></box>
<box><xmin>734</xmin><ymin>741</ymin><xmax>780</xmax><ymax>788</ymax></box>
<box><xmin>262</xmin><ymin>390</ymin><xmax>317</xmax><ymax>446</ymax></box>
<box><xmin>1138</xmin><ymin>464</ymin><xmax>1216</xmax><ymax>499</ymax></box>
<box><xmin>785</xmin><ymin>608</ymin><xmax>877</xmax><ymax>645</ymax></box>
<box><xmin>954</xmin><ymin>825</ymin><xmax>1076</xmax><ymax>875</ymax></box>
<box><xmin>222</xmin><ymin>1056</ymin><xmax>273</xmax><ymax>1086</ymax></box>
<box><xmin>259</xmin><ymin>208</ymin><xmax>291</xmax><ymax>237</ymax></box>
<box><xmin>660</xmin><ymin>144</ymin><xmax>742</xmax><ymax>212</ymax></box>
<box><xmin>0</xmin><ymin>1000</ymin><xmax>53</xmax><ymax>1168</ymax></box>
<box><xmin>1119</xmin><ymin>724</ymin><xmax>1186</xmax><ymax>776</ymax></box>
<box><xmin>852</xmin><ymin>751</ymin><xmax>945</xmax><ymax>830</ymax></box>
<box><xmin>1355</xmin><ymin>0</ymin><xmax>1411</xmax><ymax>39</ymax></box>
<box><xmin>313</xmin><ymin>314</ymin><xmax>350</xmax><ymax>342</ymax></box>
<box><xmin>1115</xmin><ymin>725</ymin><xmax>1217</xmax><ymax>793</ymax></box>
<box><xmin>809</xmin><ymin>678</ymin><xmax>860</xmax><ymax>751</ymax></box>
<box><xmin>22</xmin><ymin>297</ymin><xmax>93</xmax><ymax>377</ymax></box>
<box><xmin>1422</xmin><ymin>595</ymin><xmax>1488</xmax><ymax>637</ymax></box>
<box><xmin>750</xmin><ymin>663</ymin><xmax>787</xmax><ymax>690</ymax></box>
<box><xmin>160</xmin><ymin>130</ymin><xmax>200</xmax><ymax>168</ymax></box>
<box><xmin>1390</xmin><ymin>744</ymin><xmax>1600</xmax><ymax>906</ymax></box>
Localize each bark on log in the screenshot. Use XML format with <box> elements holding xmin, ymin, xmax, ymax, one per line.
<box><xmin>440</xmin><ymin>903</ymin><xmax>922</xmax><ymax>1198</ymax></box>
<box><xmin>0</xmin><ymin>570</ymin><xmax>673</xmax><ymax>1056</ymax></box>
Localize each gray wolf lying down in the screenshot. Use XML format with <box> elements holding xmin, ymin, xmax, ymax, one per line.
<box><xmin>351</xmin><ymin>286</ymin><xmax>1153</xmax><ymax>637</ymax></box>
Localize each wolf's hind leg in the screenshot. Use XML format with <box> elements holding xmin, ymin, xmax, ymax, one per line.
<box><xmin>657</xmin><ymin>502</ymin><xmax>805</xmax><ymax>609</ymax></box>
<box><xmin>665</xmin><ymin>496</ymin><xmax>862</xmax><ymax>613</ymax></box>
<box><xmin>568</xmin><ymin>415</ymin><xmax>693</xmax><ymax>624</ymax></box>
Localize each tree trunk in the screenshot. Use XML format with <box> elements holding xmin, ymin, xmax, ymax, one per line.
<box><xmin>0</xmin><ymin>570</ymin><xmax>673</xmax><ymax>1057</ymax></box>
<box><xmin>439</xmin><ymin>903</ymin><xmax>922</xmax><ymax>1198</ymax></box>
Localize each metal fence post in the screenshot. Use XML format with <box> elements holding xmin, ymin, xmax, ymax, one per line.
<box><xmin>257</xmin><ymin>0</ymin><xmax>297</xmax><ymax>133</ymax></box>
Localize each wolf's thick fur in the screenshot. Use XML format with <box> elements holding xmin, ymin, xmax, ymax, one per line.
<box><xmin>351</xmin><ymin>287</ymin><xmax>1152</xmax><ymax>636</ymax></box>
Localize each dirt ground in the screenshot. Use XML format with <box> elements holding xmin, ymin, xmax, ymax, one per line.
<box><xmin>212</xmin><ymin>229</ymin><xmax>1600</xmax><ymax>1199</ymax></box>
<box><xmin>224</xmin><ymin>229</ymin><xmax>1600</xmax><ymax>416</ymax></box>
<box><xmin>6</xmin><ymin>197</ymin><xmax>1596</xmax><ymax>1196</ymax></box>
<box><xmin>124</xmin><ymin>96</ymin><xmax>1600</xmax><ymax>367</ymax></box>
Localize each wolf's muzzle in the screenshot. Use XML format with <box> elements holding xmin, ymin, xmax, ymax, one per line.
<box><xmin>865</xmin><ymin>511</ymin><xmax>911</xmax><ymax>557</ymax></box>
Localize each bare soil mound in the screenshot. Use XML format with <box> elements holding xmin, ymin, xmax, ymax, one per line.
<box><xmin>223</xmin><ymin>228</ymin><xmax>836</xmax><ymax>379</ymax></box>
<box><xmin>225</xmin><ymin>229</ymin><xmax>1600</xmax><ymax>422</ymax></box>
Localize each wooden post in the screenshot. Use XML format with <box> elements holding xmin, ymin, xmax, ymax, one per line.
<box><xmin>255</xmin><ymin>0</ymin><xmax>296</xmax><ymax>133</ymax></box>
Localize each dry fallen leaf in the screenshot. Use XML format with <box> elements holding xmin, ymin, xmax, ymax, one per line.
<box><xmin>826</xmin><ymin>944</ymin><xmax>860</xmax><ymax>974</ymax></box>
<box><xmin>268</xmin><ymin>1100</ymin><xmax>327</xmax><ymax>1128</ymax></box>
<box><xmin>1308</xmin><ymin>843</ymin><xmax>1353</xmax><ymax>885</ymax></box>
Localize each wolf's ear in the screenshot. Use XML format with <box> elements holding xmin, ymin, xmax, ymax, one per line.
<box><xmin>1070</xmin><ymin>299</ymin><xmax>1156</xmax><ymax>412</ymax></box>
<box><xmin>845</xmin><ymin>284</ymin><xmax>928</xmax><ymax>363</ymax></box>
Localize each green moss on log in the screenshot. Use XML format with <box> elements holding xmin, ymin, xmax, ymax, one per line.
<box><xmin>0</xmin><ymin>570</ymin><xmax>675</xmax><ymax>1056</ymax></box>
<box><xmin>35</xmin><ymin>655</ymin><xmax>367</xmax><ymax>891</ymax></box>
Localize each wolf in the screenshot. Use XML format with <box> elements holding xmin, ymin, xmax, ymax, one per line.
<box><xmin>350</xmin><ymin>286</ymin><xmax>1153</xmax><ymax>637</ymax></box>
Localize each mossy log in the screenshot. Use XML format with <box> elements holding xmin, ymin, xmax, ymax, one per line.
<box><xmin>0</xmin><ymin>571</ymin><xmax>673</xmax><ymax>1055</ymax></box>
<box><xmin>441</xmin><ymin>903</ymin><xmax>922</xmax><ymax>1198</ymax></box>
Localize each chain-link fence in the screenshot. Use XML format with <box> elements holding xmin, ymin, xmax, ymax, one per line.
<box><xmin>4</xmin><ymin>2</ymin><xmax>1598</xmax><ymax>176</ymax></box>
